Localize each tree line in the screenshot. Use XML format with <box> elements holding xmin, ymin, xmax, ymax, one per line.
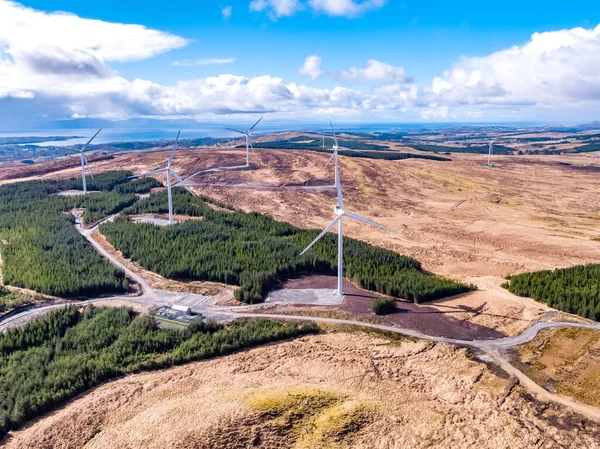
<box><xmin>0</xmin><ymin>306</ymin><xmax>318</xmax><ymax>438</ymax></box>
<box><xmin>504</xmin><ymin>264</ymin><xmax>600</xmax><ymax>321</ymax></box>
<box><xmin>101</xmin><ymin>190</ymin><xmax>471</xmax><ymax>303</ymax></box>
<box><xmin>0</xmin><ymin>172</ymin><xmax>158</xmax><ymax>298</ymax></box>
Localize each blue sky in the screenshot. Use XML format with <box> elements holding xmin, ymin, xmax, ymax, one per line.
<box><xmin>1</xmin><ymin>0</ymin><xmax>599</xmax><ymax>124</ymax></box>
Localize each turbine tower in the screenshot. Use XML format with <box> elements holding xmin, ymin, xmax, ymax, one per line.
<box><xmin>226</xmin><ymin>117</ymin><xmax>263</xmax><ymax>167</ymax></box>
<box><xmin>78</xmin><ymin>129</ymin><xmax>101</xmax><ymax>194</ymax></box>
<box><xmin>129</xmin><ymin>130</ymin><xmax>197</xmax><ymax>224</ymax></box>
<box><xmin>487</xmin><ymin>140</ymin><xmax>495</xmax><ymax>166</ymax></box>
<box><xmin>300</xmin><ymin>124</ymin><xmax>394</xmax><ymax>296</ymax></box>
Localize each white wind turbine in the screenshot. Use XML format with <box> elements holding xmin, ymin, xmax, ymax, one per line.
<box><xmin>129</xmin><ymin>130</ymin><xmax>197</xmax><ymax>225</ymax></box>
<box><xmin>300</xmin><ymin>126</ymin><xmax>394</xmax><ymax>296</ymax></box>
<box><xmin>76</xmin><ymin>128</ymin><xmax>101</xmax><ymax>194</ymax></box>
<box><xmin>486</xmin><ymin>140</ymin><xmax>495</xmax><ymax>166</ymax></box>
<box><xmin>226</xmin><ymin>117</ymin><xmax>263</xmax><ymax>167</ymax></box>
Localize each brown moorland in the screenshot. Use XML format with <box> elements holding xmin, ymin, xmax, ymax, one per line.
<box><xmin>3</xmin><ymin>330</ymin><xmax>599</xmax><ymax>449</ymax></box>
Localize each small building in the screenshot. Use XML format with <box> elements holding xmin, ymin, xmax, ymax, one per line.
<box><xmin>172</xmin><ymin>304</ymin><xmax>192</xmax><ymax>315</ymax></box>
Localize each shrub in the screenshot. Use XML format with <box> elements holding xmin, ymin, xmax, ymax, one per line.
<box><xmin>371</xmin><ymin>297</ymin><xmax>397</xmax><ymax>315</ymax></box>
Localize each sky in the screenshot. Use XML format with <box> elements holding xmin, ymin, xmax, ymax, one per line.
<box><xmin>0</xmin><ymin>0</ymin><xmax>599</xmax><ymax>126</ymax></box>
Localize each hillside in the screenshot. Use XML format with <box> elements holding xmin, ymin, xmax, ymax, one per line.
<box><xmin>3</xmin><ymin>329</ymin><xmax>598</xmax><ymax>448</ymax></box>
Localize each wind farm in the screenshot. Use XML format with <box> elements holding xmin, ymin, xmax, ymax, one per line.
<box><xmin>1</xmin><ymin>0</ymin><xmax>600</xmax><ymax>446</ymax></box>
<box><xmin>2</xmin><ymin>121</ymin><xmax>600</xmax><ymax>448</ymax></box>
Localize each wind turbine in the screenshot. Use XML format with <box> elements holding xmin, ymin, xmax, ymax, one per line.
<box><xmin>226</xmin><ymin>117</ymin><xmax>263</xmax><ymax>167</ymax></box>
<box><xmin>300</xmin><ymin>134</ymin><xmax>394</xmax><ymax>296</ymax></box>
<box><xmin>77</xmin><ymin>129</ymin><xmax>101</xmax><ymax>194</ymax></box>
<box><xmin>129</xmin><ymin>130</ymin><xmax>197</xmax><ymax>224</ymax></box>
<box><xmin>486</xmin><ymin>140</ymin><xmax>495</xmax><ymax>166</ymax></box>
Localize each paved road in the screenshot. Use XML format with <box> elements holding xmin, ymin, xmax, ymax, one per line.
<box><xmin>2</xmin><ymin>217</ymin><xmax>600</xmax><ymax>422</ymax></box>
<box><xmin>221</xmin><ymin>312</ymin><xmax>600</xmax><ymax>350</ymax></box>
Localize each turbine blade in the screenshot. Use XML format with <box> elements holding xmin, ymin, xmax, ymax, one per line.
<box><xmin>300</xmin><ymin>216</ymin><xmax>342</xmax><ymax>256</ymax></box>
<box><xmin>170</xmin><ymin>170</ymin><xmax>198</xmax><ymax>197</ymax></box>
<box><xmin>85</xmin><ymin>128</ymin><xmax>102</xmax><ymax>146</ymax></box>
<box><xmin>80</xmin><ymin>128</ymin><xmax>102</xmax><ymax>152</ymax></box>
<box><xmin>249</xmin><ymin>116</ymin><xmax>263</xmax><ymax>133</ymax></box>
<box><xmin>83</xmin><ymin>154</ymin><xmax>94</xmax><ymax>179</ymax></box>
<box><xmin>226</xmin><ymin>128</ymin><xmax>246</xmax><ymax>135</ymax></box>
<box><xmin>167</xmin><ymin>131</ymin><xmax>180</xmax><ymax>167</ymax></box>
<box><xmin>325</xmin><ymin>148</ymin><xmax>337</xmax><ymax>168</ymax></box>
<box><xmin>345</xmin><ymin>211</ymin><xmax>394</xmax><ymax>233</ymax></box>
<box><xmin>330</xmin><ymin>121</ymin><xmax>339</xmax><ymax>148</ymax></box>
<box><xmin>128</xmin><ymin>168</ymin><xmax>167</xmax><ymax>179</ymax></box>
<box><xmin>335</xmin><ymin>163</ymin><xmax>344</xmax><ymax>210</ymax></box>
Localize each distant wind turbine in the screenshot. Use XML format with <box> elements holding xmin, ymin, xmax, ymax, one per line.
<box><xmin>226</xmin><ymin>117</ymin><xmax>263</xmax><ymax>167</ymax></box>
<box><xmin>300</xmin><ymin>131</ymin><xmax>394</xmax><ymax>296</ymax></box>
<box><xmin>129</xmin><ymin>130</ymin><xmax>197</xmax><ymax>224</ymax></box>
<box><xmin>487</xmin><ymin>140</ymin><xmax>495</xmax><ymax>166</ymax></box>
<box><xmin>76</xmin><ymin>129</ymin><xmax>101</xmax><ymax>194</ymax></box>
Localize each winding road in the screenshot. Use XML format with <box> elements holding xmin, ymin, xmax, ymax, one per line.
<box><xmin>2</xmin><ymin>216</ymin><xmax>600</xmax><ymax>422</ymax></box>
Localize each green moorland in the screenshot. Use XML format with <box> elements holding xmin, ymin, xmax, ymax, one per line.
<box><xmin>101</xmin><ymin>189</ymin><xmax>471</xmax><ymax>304</ymax></box>
<box><xmin>504</xmin><ymin>264</ymin><xmax>600</xmax><ymax>321</ymax></box>
<box><xmin>0</xmin><ymin>172</ymin><xmax>159</xmax><ymax>297</ymax></box>
<box><xmin>0</xmin><ymin>305</ymin><xmax>318</xmax><ymax>439</ymax></box>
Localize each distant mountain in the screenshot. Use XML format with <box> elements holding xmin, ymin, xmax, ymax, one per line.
<box><xmin>0</xmin><ymin>117</ymin><xmax>220</xmax><ymax>131</ymax></box>
<box><xmin>544</xmin><ymin>121</ymin><xmax>600</xmax><ymax>133</ymax></box>
<box><xmin>34</xmin><ymin>117</ymin><xmax>211</xmax><ymax>130</ymax></box>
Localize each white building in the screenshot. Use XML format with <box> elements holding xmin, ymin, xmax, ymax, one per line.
<box><xmin>172</xmin><ymin>304</ymin><xmax>192</xmax><ymax>315</ymax></box>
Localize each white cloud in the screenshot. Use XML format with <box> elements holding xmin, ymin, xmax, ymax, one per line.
<box><xmin>420</xmin><ymin>106</ymin><xmax>450</xmax><ymax>120</ymax></box>
<box><xmin>0</xmin><ymin>0</ymin><xmax>188</xmax><ymax>99</ymax></box>
<box><xmin>308</xmin><ymin>0</ymin><xmax>386</xmax><ymax>17</ymax></box>
<box><xmin>222</xmin><ymin>5</ymin><xmax>232</xmax><ymax>19</ymax></box>
<box><xmin>172</xmin><ymin>58</ymin><xmax>237</xmax><ymax>67</ymax></box>
<box><xmin>2</xmin><ymin>0</ymin><xmax>600</xmax><ymax>124</ymax></box>
<box><xmin>299</xmin><ymin>55</ymin><xmax>324</xmax><ymax>80</ymax></box>
<box><xmin>250</xmin><ymin>0</ymin><xmax>384</xmax><ymax>19</ymax></box>
<box><xmin>249</xmin><ymin>0</ymin><xmax>301</xmax><ymax>19</ymax></box>
<box><xmin>337</xmin><ymin>59</ymin><xmax>408</xmax><ymax>83</ymax></box>
<box><xmin>426</xmin><ymin>24</ymin><xmax>600</xmax><ymax>107</ymax></box>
